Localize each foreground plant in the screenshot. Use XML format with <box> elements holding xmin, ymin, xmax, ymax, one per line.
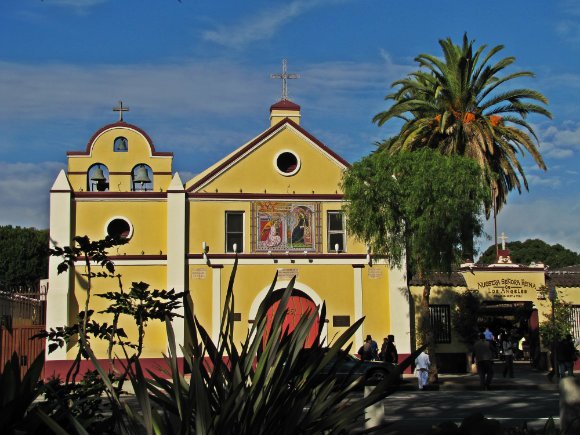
<box><xmin>86</xmin><ymin>259</ymin><xmax>419</xmax><ymax>434</ymax></box>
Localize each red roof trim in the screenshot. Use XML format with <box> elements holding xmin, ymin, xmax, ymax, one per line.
<box><xmin>270</xmin><ymin>99</ymin><xmax>300</xmax><ymax>111</ymax></box>
<box><xmin>107</xmin><ymin>255</ymin><xmax>167</xmax><ymax>261</ymax></box>
<box><xmin>187</xmin><ymin>253</ymin><xmax>367</xmax><ymax>260</ymax></box>
<box><xmin>188</xmin><ymin>192</ymin><xmax>344</xmax><ymax>200</ymax></box>
<box><xmin>186</xmin><ymin>118</ymin><xmax>351</xmax><ymax>192</ymax></box>
<box><xmin>73</xmin><ymin>192</ymin><xmax>167</xmax><ymax>199</ymax></box>
<box><xmin>66</xmin><ymin>122</ymin><xmax>173</xmax><ymax>157</ymax></box>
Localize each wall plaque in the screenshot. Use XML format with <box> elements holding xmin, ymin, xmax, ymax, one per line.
<box><xmin>333</xmin><ymin>315</ymin><xmax>351</xmax><ymax>327</ymax></box>
<box><xmin>191</xmin><ymin>268</ymin><xmax>207</xmax><ymax>279</ymax></box>
<box><xmin>277</xmin><ymin>268</ymin><xmax>299</xmax><ymax>280</ymax></box>
<box><xmin>368</xmin><ymin>268</ymin><xmax>383</xmax><ymax>279</ymax></box>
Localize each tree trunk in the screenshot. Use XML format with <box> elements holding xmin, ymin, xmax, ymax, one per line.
<box><xmin>421</xmin><ymin>283</ymin><xmax>439</xmax><ymax>384</ymax></box>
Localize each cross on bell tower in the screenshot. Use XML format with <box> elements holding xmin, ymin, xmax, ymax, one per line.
<box><xmin>271</xmin><ymin>59</ymin><xmax>300</xmax><ymax>101</ymax></box>
<box><xmin>113</xmin><ymin>100</ymin><xmax>129</xmax><ymax>122</ymax></box>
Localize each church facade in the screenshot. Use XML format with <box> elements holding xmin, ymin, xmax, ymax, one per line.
<box><xmin>45</xmin><ymin>99</ymin><xmax>411</xmax><ymax>375</ymax></box>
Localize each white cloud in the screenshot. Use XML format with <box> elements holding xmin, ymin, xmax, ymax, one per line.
<box><xmin>0</xmin><ymin>60</ymin><xmax>273</xmax><ymax>121</ymax></box>
<box><xmin>202</xmin><ymin>0</ymin><xmax>347</xmax><ymax>49</ymax></box>
<box><xmin>478</xmin><ymin>197</ymin><xmax>580</xmax><ymax>256</ymax></box>
<box><xmin>0</xmin><ymin>161</ymin><xmax>65</xmax><ymax>230</ymax></box>
<box><xmin>537</xmin><ymin>121</ymin><xmax>580</xmax><ymax>159</ymax></box>
<box><xmin>45</xmin><ymin>0</ymin><xmax>108</xmax><ymax>14</ymax></box>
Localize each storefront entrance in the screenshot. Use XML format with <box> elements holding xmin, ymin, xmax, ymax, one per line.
<box><xmin>479</xmin><ymin>301</ymin><xmax>540</xmax><ymax>365</ymax></box>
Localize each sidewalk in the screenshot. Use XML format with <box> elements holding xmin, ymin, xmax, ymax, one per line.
<box><xmin>402</xmin><ymin>360</ymin><xmax>561</xmax><ymax>391</ymax></box>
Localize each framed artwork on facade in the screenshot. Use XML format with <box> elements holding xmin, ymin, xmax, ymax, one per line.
<box><xmin>252</xmin><ymin>202</ymin><xmax>320</xmax><ymax>252</ymax></box>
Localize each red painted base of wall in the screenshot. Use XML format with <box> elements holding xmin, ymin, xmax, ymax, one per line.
<box><xmin>398</xmin><ymin>353</ymin><xmax>412</xmax><ymax>374</ymax></box>
<box><xmin>44</xmin><ymin>357</ymin><xmax>184</xmax><ymax>381</ymax></box>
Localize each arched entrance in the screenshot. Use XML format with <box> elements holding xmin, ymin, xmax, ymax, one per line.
<box><xmin>263</xmin><ymin>289</ymin><xmax>320</xmax><ymax>348</ymax></box>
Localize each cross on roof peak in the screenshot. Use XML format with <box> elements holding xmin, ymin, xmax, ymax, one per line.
<box><xmin>499</xmin><ymin>232</ymin><xmax>509</xmax><ymax>250</ymax></box>
<box><xmin>113</xmin><ymin>100</ymin><xmax>129</xmax><ymax>122</ymax></box>
<box><xmin>270</xmin><ymin>59</ymin><xmax>300</xmax><ymax>101</ymax></box>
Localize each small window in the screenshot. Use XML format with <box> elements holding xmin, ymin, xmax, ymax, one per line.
<box><xmin>114</xmin><ymin>137</ymin><xmax>128</xmax><ymax>152</ymax></box>
<box><xmin>226</xmin><ymin>212</ymin><xmax>244</xmax><ymax>253</ymax></box>
<box><xmin>429</xmin><ymin>305</ymin><xmax>451</xmax><ymax>344</ymax></box>
<box><xmin>131</xmin><ymin>164</ymin><xmax>153</xmax><ymax>191</ymax></box>
<box><xmin>275</xmin><ymin>151</ymin><xmax>300</xmax><ymax>176</ymax></box>
<box><xmin>87</xmin><ymin>164</ymin><xmax>109</xmax><ymax>192</ymax></box>
<box><xmin>327</xmin><ymin>211</ymin><xmax>345</xmax><ymax>252</ymax></box>
<box><xmin>106</xmin><ymin>217</ymin><xmax>132</xmax><ymax>240</ymax></box>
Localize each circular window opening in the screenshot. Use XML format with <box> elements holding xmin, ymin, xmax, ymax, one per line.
<box><xmin>276</xmin><ymin>151</ymin><xmax>300</xmax><ymax>175</ymax></box>
<box><xmin>106</xmin><ymin>218</ymin><xmax>132</xmax><ymax>239</ymax></box>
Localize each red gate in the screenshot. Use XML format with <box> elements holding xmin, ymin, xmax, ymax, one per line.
<box><xmin>264</xmin><ymin>289</ymin><xmax>319</xmax><ymax>347</ymax></box>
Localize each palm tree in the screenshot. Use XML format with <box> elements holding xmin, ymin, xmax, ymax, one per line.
<box><xmin>373</xmin><ymin>34</ymin><xmax>552</xmax><ymax>214</ymax></box>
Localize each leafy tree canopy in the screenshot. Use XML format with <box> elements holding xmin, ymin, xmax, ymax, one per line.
<box><xmin>478</xmin><ymin>239</ymin><xmax>580</xmax><ymax>268</ymax></box>
<box><xmin>373</xmin><ymin>34</ymin><xmax>551</xmax><ymax>215</ymax></box>
<box><xmin>0</xmin><ymin>225</ymin><xmax>49</xmax><ymax>291</ymax></box>
<box><xmin>342</xmin><ymin>148</ymin><xmax>490</xmax><ymax>279</ymax></box>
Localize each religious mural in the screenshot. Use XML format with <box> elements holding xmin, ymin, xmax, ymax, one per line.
<box><xmin>253</xmin><ymin>202</ymin><xmax>319</xmax><ymax>252</ymax></box>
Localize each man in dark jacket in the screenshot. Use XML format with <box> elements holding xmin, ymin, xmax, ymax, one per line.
<box><xmin>382</xmin><ymin>334</ymin><xmax>398</xmax><ymax>364</ymax></box>
<box><xmin>557</xmin><ymin>334</ymin><xmax>577</xmax><ymax>378</ymax></box>
<box><xmin>473</xmin><ymin>333</ymin><xmax>495</xmax><ymax>390</ymax></box>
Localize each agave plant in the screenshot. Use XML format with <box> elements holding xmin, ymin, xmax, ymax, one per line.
<box><xmin>116</xmin><ymin>259</ymin><xmax>420</xmax><ymax>434</ymax></box>
<box><xmin>46</xmin><ymin>257</ymin><xmax>420</xmax><ymax>434</ymax></box>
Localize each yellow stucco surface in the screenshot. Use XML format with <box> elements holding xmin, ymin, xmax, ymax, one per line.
<box><xmin>68</xmin><ymin>265</ymin><xmax>168</xmax><ymax>358</ymax></box>
<box><xmin>362</xmin><ymin>266</ymin><xmax>391</xmax><ymax>340</ymax></box>
<box><xmin>191</xmin><ymin>127</ymin><xmax>346</xmax><ymax>195</ymax></box>
<box><xmin>74</xmin><ymin>201</ymin><xmax>168</xmax><ymax>254</ymax></box>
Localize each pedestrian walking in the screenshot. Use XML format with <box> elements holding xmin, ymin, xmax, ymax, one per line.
<box><xmin>382</xmin><ymin>334</ymin><xmax>398</xmax><ymax>364</ymax></box>
<box><xmin>502</xmin><ymin>336</ymin><xmax>515</xmax><ymax>378</ymax></box>
<box><xmin>557</xmin><ymin>334</ymin><xmax>577</xmax><ymax>378</ymax></box>
<box><xmin>366</xmin><ymin>334</ymin><xmax>379</xmax><ymax>361</ymax></box>
<box><xmin>473</xmin><ymin>333</ymin><xmax>494</xmax><ymax>390</ymax></box>
<box><xmin>415</xmin><ymin>349</ymin><xmax>430</xmax><ymax>390</ymax></box>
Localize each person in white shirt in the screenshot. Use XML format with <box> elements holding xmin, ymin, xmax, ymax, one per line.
<box><xmin>415</xmin><ymin>349</ymin><xmax>431</xmax><ymax>390</ymax></box>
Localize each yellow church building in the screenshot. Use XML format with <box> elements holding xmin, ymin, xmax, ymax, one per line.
<box><xmin>45</xmin><ymin>98</ymin><xmax>411</xmax><ymax>376</ymax></box>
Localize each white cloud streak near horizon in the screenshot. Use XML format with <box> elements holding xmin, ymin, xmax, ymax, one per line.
<box><xmin>202</xmin><ymin>0</ymin><xmax>349</xmax><ymax>49</ymax></box>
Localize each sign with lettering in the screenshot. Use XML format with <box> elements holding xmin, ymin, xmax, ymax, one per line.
<box><xmin>368</xmin><ymin>268</ymin><xmax>383</xmax><ymax>279</ymax></box>
<box><xmin>461</xmin><ymin>270</ymin><xmax>545</xmax><ymax>300</ymax></box>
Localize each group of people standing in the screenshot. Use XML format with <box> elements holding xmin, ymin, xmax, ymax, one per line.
<box><xmin>359</xmin><ymin>334</ymin><xmax>398</xmax><ymax>364</ymax></box>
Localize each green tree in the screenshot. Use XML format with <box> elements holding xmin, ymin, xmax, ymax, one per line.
<box><xmin>0</xmin><ymin>225</ymin><xmax>49</xmax><ymax>291</ymax></box>
<box><xmin>343</xmin><ymin>148</ymin><xmax>489</xmax><ymax>380</ymax></box>
<box><xmin>373</xmin><ymin>34</ymin><xmax>551</xmax><ymax>214</ymax></box>
<box><xmin>478</xmin><ymin>239</ymin><xmax>580</xmax><ymax>268</ymax></box>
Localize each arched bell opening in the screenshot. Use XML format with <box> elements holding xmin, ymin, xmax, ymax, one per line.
<box><xmin>131</xmin><ymin>164</ymin><xmax>153</xmax><ymax>191</ymax></box>
<box><xmin>113</xmin><ymin>136</ymin><xmax>128</xmax><ymax>152</ymax></box>
<box><xmin>87</xmin><ymin>163</ymin><xmax>110</xmax><ymax>192</ymax></box>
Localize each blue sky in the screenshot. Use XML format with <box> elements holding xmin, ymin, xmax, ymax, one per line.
<box><xmin>1</xmin><ymin>0</ymin><xmax>579</xmax><ymax>256</ymax></box>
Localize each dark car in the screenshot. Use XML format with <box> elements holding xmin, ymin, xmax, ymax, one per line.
<box><xmin>295</xmin><ymin>348</ymin><xmax>399</xmax><ymax>387</ymax></box>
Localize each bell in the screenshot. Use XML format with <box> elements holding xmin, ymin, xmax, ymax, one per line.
<box><xmin>133</xmin><ymin>165</ymin><xmax>151</xmax><ymax>184</ymax></box>
<box><xmin>91</xmin><ymin>166</ymin><xmax>106</xmax><ymax>182</ymax></box>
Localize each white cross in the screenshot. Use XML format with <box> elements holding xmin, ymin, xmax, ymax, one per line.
<box><xmin>113</xmin><ymin>100</ymin><xmax>129</xmax><ymax>122</ymax></box>
<box><xmin>271</xmin><ymin>59</ymin><xmax>300</xmax><ymax>101</ymax></box>
<box><xmin>499</xmin><ymin>232</ymin><xmax>508</xmax><ymax>250</ymax></box>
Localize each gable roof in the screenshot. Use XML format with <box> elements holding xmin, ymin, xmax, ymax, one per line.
<box><xmin>67</xmin><ymin>121</ymin><xmax>172</xmax><ymax>157</ymax></box>
<box><xmin>186</xmin><ymin>117</ymin><xmax>351</xmax><ymax>193</ymax></box>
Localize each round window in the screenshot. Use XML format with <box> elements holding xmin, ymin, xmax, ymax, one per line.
<box><xmin>106</xmin><ymin>218</ymin><xmax>132</xmax><ymax>239</ymax></box>
<box><xmin>275</xmin><ymin>151</ymin><xmax>300</xmax><ymax>176</ymax></box>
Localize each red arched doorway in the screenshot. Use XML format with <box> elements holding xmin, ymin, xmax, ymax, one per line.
<box><xmin>263</xmin><ymin>289</ymin><xmax>319</xmax><ymax>348</ymax></box>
